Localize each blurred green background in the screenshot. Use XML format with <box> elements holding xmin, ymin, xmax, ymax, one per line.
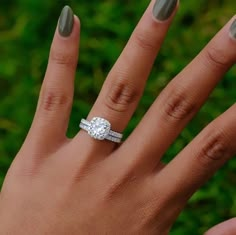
<box><xmin>0</xmin><ymin>0</ymin><xmax>235</xmax><ymax>234</ymax></box>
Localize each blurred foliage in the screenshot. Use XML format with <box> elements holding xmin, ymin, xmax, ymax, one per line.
<box><xmin>0</xmin><ymin>0</ymin><xmax>235</xmax><ymax>234</ymax></box>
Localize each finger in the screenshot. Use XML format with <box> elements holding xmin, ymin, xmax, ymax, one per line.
<box><xmin>156</xmin><ymin>104</ymin><xmax>236</xmax><ymax>208</ymax></box>
<box><xmin>25</xmin><ymin>6</ymin><xmax>80</xmax><ymax>152</ymax></box>
<box><xmin>74</xmin><ymin>0</ymin><xmax>179</xmax><ymax>154</ymax></box>
<box><xmin>121</xmin><ymin>16</ymin><xmax>236</xmax><ymax>168</ymax></box>
<box><xmin>204</xmin><ymin>218</ymin><xmax>236</xmax><ymax>235</ymax></box>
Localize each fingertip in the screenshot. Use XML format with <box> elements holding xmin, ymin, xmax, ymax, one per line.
<box><xmin>70</xmin><ymin>14</ymin><xmax>81</xmax><ymax>39</ymax></box>
<box><xmin>229</xmin><ymin>16</ymin><xmax>236</xmax><ymax>41</ymax></box>
<box><xmin>72</xmin><ymin>14</ymin><xmax>81</xmax><ymax>34</ymax></box>
<box><xmin>55</xmin><ymin>6</ymin><xmax>80</xmax><ymax>41</ymax></box>
<box><xmin>151</xmin><ymin>0</ymin><xmax>179</xmax><ymax>24</ymax></box>
<box><xmin>74</xmin><ymin>14</ymin><xmax>81</xmax><ymax>26</ymax></box>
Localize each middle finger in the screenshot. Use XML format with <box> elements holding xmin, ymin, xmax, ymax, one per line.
<box><xmin>119</xmin><ymin>17</ymin><xmax>236</xmax><ymax>169</ymax></box>
<box><xmin>74</xmin><ymin>0</ymin><xmax>179</xmax><ymax>154</ymax></box>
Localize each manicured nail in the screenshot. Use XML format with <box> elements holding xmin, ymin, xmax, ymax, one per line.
<box><xmin>58</xmin><ymin>6</ymin><xmax>74</xmax><ymax>37</ymax></box>
<box><xmin>230</xmin><ymin>19</ymin><xmax>236</xmax><ymax>39</ymax></box>
<box><xmin>153</xmin><ymin>0</ymin><xmax>177</xmax><ymax>21</ymax></box>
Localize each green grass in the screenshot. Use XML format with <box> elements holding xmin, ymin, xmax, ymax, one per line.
<box><xmin>0</xmin><ymin>0</ymin><xmax>235</xmax><ymax>234</ymax></box>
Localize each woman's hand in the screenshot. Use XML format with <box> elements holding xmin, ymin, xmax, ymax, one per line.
<box><xmin>0</xmin><ymin>1</ymin><xmax>236</xmax><ymax>234</ymax></box>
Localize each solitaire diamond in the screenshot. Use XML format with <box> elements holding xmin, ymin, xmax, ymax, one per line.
<box><xmin>88</xmin><ymin>117</ymin><xmax>111</xmax><ymax>140</ymax></box>
<box><xmin>79</xmin><ymin>117</ymin><xmax>123</xmax><ymax>143</ymax></box>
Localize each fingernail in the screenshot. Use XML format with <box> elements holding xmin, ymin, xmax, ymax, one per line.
<box><xmin>230</xmin><ymin>19</ymin><xmax>236</xmax><ymax>39</ymax></box>
<box><xmin>58</xmin><ymin>6</ymin><xmax>74</xmax><ymax>37</ymax></box>
<box><xmin>153</xmin><ymin>0</ymin><xmax>177</xmax><ymax>21</ymax></box>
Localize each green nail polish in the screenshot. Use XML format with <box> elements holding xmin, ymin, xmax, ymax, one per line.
<box><xmin>230</xmin><ymin>19</ymin><xmax>236</xmax><ymax>39</ymax></box>
<box><xmin>153</xmin><ymin>0</ymin><xmax>177</xmax><ymax>21</ymax></box>
<box><xmin>58</xmin><ymin>6</ymin><xmax>74</xmax><ymax>37</ymax></box>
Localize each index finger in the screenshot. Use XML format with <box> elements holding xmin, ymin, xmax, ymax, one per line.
<box><xmin>156</xmin><ymin>104</ymin><xmax>236</xmax><ymax>207</ymax></box>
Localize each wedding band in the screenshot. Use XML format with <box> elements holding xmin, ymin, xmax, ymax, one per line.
<box><xmin>79</xmin><ymin>117</ymin><xmax>123</xmax><ymax>143</ymax></box>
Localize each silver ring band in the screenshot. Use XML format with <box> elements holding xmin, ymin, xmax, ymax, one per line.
<box><xmin>79</xmin><ymin>117</ymin><xmax>123</xmax><ymax>143</ymax></box>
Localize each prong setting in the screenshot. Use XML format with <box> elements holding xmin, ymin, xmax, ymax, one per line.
<box><xmin>88</xmin><ymin>117</ymin><xmax>111</xmax><ymax>140</ymax></box>
<box><xmin>79</xmin><ymin>117</ymin><xmax>123</xmax><ymax>143</ymax></box>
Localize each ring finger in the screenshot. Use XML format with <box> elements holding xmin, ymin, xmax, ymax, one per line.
<box><xmin>74</xmin><ymin>0</ymin><xmax>179</xmax><ymax>154</ymax></box>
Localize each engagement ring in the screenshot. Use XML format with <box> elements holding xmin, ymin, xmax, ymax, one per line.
<box><xmin>79</xmin><ymin>117</ymin><xmax>123</xmax><ymax>143</ymax></box>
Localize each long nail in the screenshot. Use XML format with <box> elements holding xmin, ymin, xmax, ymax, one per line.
<box><xmin>58</xmin><ymin>6</ymin><xmax>74</xmax><ymax>37</ymax></box>
<box><xmin>230</xmin><ymin>19</ymin><xmax>236</xmax><ymax>39</ymax></box>
<box><xmin>153</xmin><ymin>0</ymin><xmax>177</xmax><ymax>21</ymax></box>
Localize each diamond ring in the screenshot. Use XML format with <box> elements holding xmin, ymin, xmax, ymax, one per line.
<box><xmin>79</xmin><ymin>117</ymin><xmax>123</xmax><ymax>143</ymax></box>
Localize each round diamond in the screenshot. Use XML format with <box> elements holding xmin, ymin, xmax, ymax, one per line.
<box><xmin>88</xmin><ymin>117</ymin><xmax>111</xmax><ymax>140</ymax></box>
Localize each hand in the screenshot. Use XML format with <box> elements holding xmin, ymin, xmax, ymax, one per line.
<box><xmin>0</xmin><ymin>2</ymin><xmax>236</xmax><ymax>234</ymax></box>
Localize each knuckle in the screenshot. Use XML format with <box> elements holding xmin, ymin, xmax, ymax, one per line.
<box><xmin>104</xmin><ymin>77</ymin><xmax>140</xmax><ymax>113</ymax></box>
<box><xmin>204</xmin><ymin>44</ymin><xmax>231</xmax><ymax>69</ymax></box>
<box><xmin>49</xmin><ymin>48</ymin><xmax>77</xmax><ymax>69</ymax></box>
<box><xmin>134</xmin><ymin>30</ymin><xmax>158</xmax><ymax>52</ymax></box>
<box><xmin>40</xmin><ymin>90</ymin><xmax>72</xmax><ymax>112</ymax></box>
<box><xmin>161</xmin><ymin>88</ymin><xmax>197</xmax><ymax>122</ymax></box>
<box><xmin>198</xmin><ymin>129</ymin><xmax>232</xmax><ymax>166</ymax></box>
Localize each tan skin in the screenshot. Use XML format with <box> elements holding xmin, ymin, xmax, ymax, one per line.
<box><xmin>0</xmin><ymin>1</ymin><xmax>236</xmax><ymax>234</ymax></box>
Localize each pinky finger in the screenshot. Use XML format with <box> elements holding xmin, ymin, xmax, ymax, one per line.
<box><xmin>25</xmin><ymin>6</ymin><xmax>80</xmax><ymax>153</ymax></box>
